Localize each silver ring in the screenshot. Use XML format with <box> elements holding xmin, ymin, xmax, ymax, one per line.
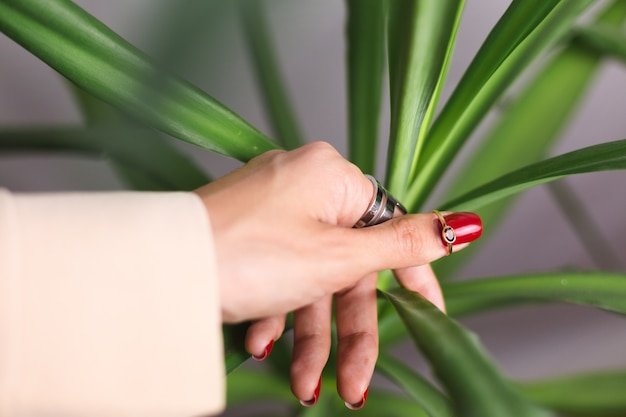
<box><xmin>354</xmin><ymin>175</ymin><xmax>407</xmax><ymax>228</ymax></box>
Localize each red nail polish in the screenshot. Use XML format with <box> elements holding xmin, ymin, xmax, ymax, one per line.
<box><xmin>345</xmin><ymin>387</ymin><xmax>369</xmax><ymax>410</ymax></box>
<box><xmin>439</xmin><ymin>212</ymin><xmax>482</xmax><ymax>246</ymax></box>
<box><xmin>252</xmin><ymin>340</ymin><xmax>274</xmax><ymax>361</ymax></box>
<box><xmin>300</xmin><ymin>376</ymin><xmax>321</xmax><ymax>407</ymax></box>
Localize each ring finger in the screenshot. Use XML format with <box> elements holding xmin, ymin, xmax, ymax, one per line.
<box><xmin>290</xmin><ymin>295</ymin><xmax>333</xmax><ymax>406</ymax></box>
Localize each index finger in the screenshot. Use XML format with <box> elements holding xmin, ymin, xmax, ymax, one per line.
<box><xmin>335</xmin><ymin>211</ymin><xmax>482</xmax><ymax>278</ymax></box>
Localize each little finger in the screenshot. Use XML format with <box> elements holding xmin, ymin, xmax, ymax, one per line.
<box><xmin>245</xmin><ymin>314</ymin><xmax>286</xmax><ymax>361</ymax></box>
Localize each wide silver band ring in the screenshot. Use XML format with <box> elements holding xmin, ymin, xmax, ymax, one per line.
<box><xmin>354</xmin><ymin>175</ymin><xmax>407</xmax><ymax>228</ymax></box>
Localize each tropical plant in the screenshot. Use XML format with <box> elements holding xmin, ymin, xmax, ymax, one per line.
<box><xmin>1</xmin><ymin>0</ymin><xmax>626</xmax><ymax>416</ymax></box>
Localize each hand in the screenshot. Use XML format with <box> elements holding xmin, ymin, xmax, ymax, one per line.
<box><xmin>194</xmin><ymin>141</ymin><xmax>482</xmax><ymax>408</ymax></box>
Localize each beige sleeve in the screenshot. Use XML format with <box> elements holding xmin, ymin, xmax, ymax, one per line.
<box><xmin>0</xmin><ymin>189</ymin><xmax>225</xmax><ymax>417</ymax></box>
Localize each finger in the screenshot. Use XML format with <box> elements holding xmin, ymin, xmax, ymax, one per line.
<box><xmin>290</xmin><ymin>295</ymin><xmax>333</xmax><ymax>406</ymax></box>
<box><xmin>335</xmin><ymin>273</ymin><xmax>378</xmax><ymax>409</ymax></box>
<box><xmin>394</xmin><ymin>264</ymin><xmax>446</xmax><ymax>313</ymax></box>
<box><xmin>245</xmin><ymin>315</ymin><xmax>286</xmax><ymax>361</ymax></box>
<box><xmin>339</xmin><ymin>211</ymin><xmax>482</xmax><ymax>274</ymax></box>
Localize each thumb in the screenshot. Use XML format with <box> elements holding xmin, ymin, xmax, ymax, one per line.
<box><xmin>345</xmin><ymin>211</ymin><xmax>483</xmax><ymax>273</ymax></box>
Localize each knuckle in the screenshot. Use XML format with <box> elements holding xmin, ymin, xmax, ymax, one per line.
<box><xmin>251</xmin><ymin>148</ymin><xmax>285</xmax><ymax>166</ymax></box>
<box><xmin>306</xmin><ymin>140</ymin><xmax>337</xmax><ymax>154</ymax></box>
<box><xmin>390</xmin><ymin>216</ymin><xmax>426</xmax><ymax>258</ymax></box>
<box><xmin>337</xmin><ymin>331</ymin><xmax>378</xmax><ymax>346</ymax></box>
<box><xmin>304</xmin><ymin>141</ymin><xmax>342</xmax><ymax>165</ymax></box>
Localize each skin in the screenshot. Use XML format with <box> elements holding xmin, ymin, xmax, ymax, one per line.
<box><xmin>195</xmin><ymin>141</ymin><xmax>466</xmax><ymax>407</ymax></box>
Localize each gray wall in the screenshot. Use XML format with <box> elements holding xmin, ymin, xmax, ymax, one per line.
<box><xmin>1</xmin><ymin>0</ymin><xmax>625</xmax><ymax>407</ymax></box>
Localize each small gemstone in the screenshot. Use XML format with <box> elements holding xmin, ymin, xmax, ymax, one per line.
<box><xmin>443</xmin><ymin>226</ymin><xmax>456</xmax><ymax>243</ymax></box>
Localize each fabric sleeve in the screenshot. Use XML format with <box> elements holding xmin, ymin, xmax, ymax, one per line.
<box><xmin>0</xmin><ymin>189</ymin><xmax>225</xmax><ymax>417</ymax></box>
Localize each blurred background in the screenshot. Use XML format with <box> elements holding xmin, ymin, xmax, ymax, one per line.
<box><xmin>1</xmin><ymin>0</ymin><xmax>625</xmax><ymax>404</ymax></box>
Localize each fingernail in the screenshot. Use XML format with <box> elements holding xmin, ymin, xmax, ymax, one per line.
<box><xmin>439</xmin><ymin>212</ymin><xmax>482</xmax><ymax>246</ymax></box>
<box><xmin>299</xmin><ymin>376</ymin><xmax>321</xmax><ymax>407</ymax></box>
<box><xmin>252</xmin><ymin>340</ymin><xmax>274</xmax><ymax>361</ymax></box>
<box><xmin>345</xmin><ymin>387</ymin><xmax>369</xmax><ymax>410</ymax></box>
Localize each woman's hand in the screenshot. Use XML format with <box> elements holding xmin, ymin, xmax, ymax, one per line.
<box><xmin>194</xmin><ymin>141</ymin><xmax>482</xmax><ymax>409</ymax></box>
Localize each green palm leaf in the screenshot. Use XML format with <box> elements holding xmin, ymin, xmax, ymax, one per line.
<box><xmin>240</xmin><ymin>1</ymin><xmax>305</xmax><ymax>150</ymax></box>
<box><xmin>376</xmin><ymin>353</ymin><xmax>454</xmax><ymax>417</ymax></box>
<box><xmin>576</xmin><ymin>24</ymin><xmax>626</xmax><ymax>64</ymax></box>
<box><xmin>0</xmin><ymin>0</ymin><xmax>277</xmax><ymax>162</ymax></box>
<box><xmin>520</xmin><ymin>370</ymin><xmax>626</xmax><ymax>417</ymax></box>
<box><xmin>408</xmin><ymin>0</ymin><xmax>594</xmax><ymax>209</ymax></box>
<box><xmin>444</xmin><ymin>272</ymin><xmax>626</xmax><ymax>318</ymax></box>
<box><xmin>382</xmin><ymin>288</ymin><xmax>552</xmax><ymax>417</ymax></box>
<box><xmin>346</xmin><ymin>0</ymin><xmax>386</xmax><ymax>174</ymax></box>
<box><xmin>434</xmin><ymin>0</ymin><xmax>626</xmax><ymax>279</ymax></box>
<box><xmin>443</xmin><ymin>139</ymin><xmax>626</xmax><ymax>211</ymax></box>
<box><xmin>386</xmin><ymin>0</ymin><xmax>464</xmax><ymax>196</ymax></box>
<box><xmin>0</xmin><ymin>127</ymin><xmax>209</xmax><ymax>191</ymax></box>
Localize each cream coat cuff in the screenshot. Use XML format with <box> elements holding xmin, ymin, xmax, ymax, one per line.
<box><xmin>0</xmin><ymin>189</ymin><xmax>224</xmax><ymax>416</ymax></box>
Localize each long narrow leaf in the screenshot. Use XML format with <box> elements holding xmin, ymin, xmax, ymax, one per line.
<box><xmin>519</xmin><ymin>370</ymin><xmax>626</xmax><ymax>417</ymax></box>
<box><xmin>434</xmin><ymin>0</ymin><xmax>626</xmax><ymax>279</ymax></box>
<box><xmin>576</xmin><ymin>24</ymin><xmax>626</xmax><ymax>64</ymax></box>
<box><xmin>386</xmin><ymin>0</ymin><xmax>464</xmax><ymax>196</ymax></box>
<box><xmin>378</xmin><ymin>297</ymin><xmax>412</xmax><ymax>347</ymax></box>
<box><xmin>0</xmin><ymin>0</ymin><xmax>278</xmax><ymax>162</ymax></box>
<box><xmin>68</xmin><ymin>85</ymin><xmax>213</xmax><ymax>191</ymax></box>
<box><xmin>443</xmin><ymin>271</ymin><xmax>626</xmax><ymax>318</ymax></box>
<box><xmin>240</xmin><ymin>1</ymin><xmax>305</xmax><ymax>150</ymax></box>
<box><xmin>548</xmin><ymin>181</ymin><xmax>624</xmax><ymax>270</ymax></box>
<box><xmin>227</xmin><ymin>368</ymin><xmax>293</xmax><ymax>405</ymax></box>
<box><xmin>223</xmin><ymin>322</ymin><xmax>250</xmax><ymax>374</ymax></box>
<box><xmin>0</xmin><ymin>127</ymin><xmax>210</xmax><ymax>190</ymax></box>
<box><xmin>443</xmin><ymin>138</ymin><xmax>626</xmax><ymax>211</ymax></box>
<box><xmin>442</xmin><ymin>37</ymin><xmax>608</xmax><ymax>200</ymax></box>
<box><xmin>376</xmin><ymin>354</ymin><xmax>454</xmax><ymax>417</ymax></box>
<box><xmin>429</xmin><ymin>0</ymin><xmax>561</xmax><ymax>134</ymax></box>
<box><xmin>408</xmin><ymin>0</ymin><xmax>594</xmax><ymax>209</ymax></box>
<box><xmin>382</xmin><ymin>288</ymin><xmax>552</xmax><ymax>417</ymax></box>
<box><xmin>346</xmin><ymin>0</ymin><xmax>385</xmax><ymax>174</ymax></box>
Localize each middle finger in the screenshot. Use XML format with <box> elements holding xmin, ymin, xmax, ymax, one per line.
<box><xmin>290</xmin><ymin>295</ymin><xmax>333</xmax><ymax>406</ymax></box>
<box><xmin>335</xmin><ymin>272</ymin><xmax>378</xmax><ymax>409</ymax></box>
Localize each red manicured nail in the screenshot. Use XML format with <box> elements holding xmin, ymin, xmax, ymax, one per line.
<box><xmin>252</xmin><ymin>340</ymin><xmax>274</xmax><ymax>361</ymax></box>
<box><xmin>439</xmin><ymin>212</ymin><xmax>482</xmax><ymax>246</ymax></box>
<box><xmin>300</xmin><ymin>376</ymin><xmax>321</xmax><ymax>407</ymax></box>
<box><xmin>345</xmin><ymin>387</ymin><xmax>369</xmax><ymax>410</ymax></box>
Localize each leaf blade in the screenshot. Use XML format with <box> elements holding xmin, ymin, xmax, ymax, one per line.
<box><xmin>386</xmin><ymin>0</ymin><xmax>464</xmax><ymax>196</ymax></box>
<box><xmin>0</xmin><ymin>127</ymin><xmax>210</xmax><ymax>191</ymax></box>
<box><xmin>382</xmin><ymin>288</ymin><xmax>552</xmax><ymax>417</ymax></box>
<box><xmin>0</xmin><ymin>0</ymin><xmax>278</xmax><ymax>162</ymax></box>
<box><xmin>408</xmin><ymin>0</ymin><xmax>594</xmax><ymax>209</ymax></box>
<box><xmin>346</xmin><ymin>0</ymin><xmax>386</xmax><ymax>174</ymax></box>
<box><xmin>519</xmin><ymin>370</ymin><xmax>626</xmax><ymax>417</ymax></box>
<box><xmin>376</xmin><ymin>354</ymin><xmax>454</xmax><ymax>417</ymax></box>
<box><xmin>576</xmin><ymin>24</ymin><xmax>626</xmax><ymax>64</ymax></box>
<box><xmin>223</xmin><ymin>322</ymin><xmax>251</xmax><ymax>374</ymax></box>
<box><xmin>68</xmin><ymin>85</ymin><xmax>213</xmax><ymax>191</ymax></box>
<box><xmin>443</xmin><ymin>138</ymin><xmax>626</xmax><ymax>211</ymax></box>
<box><xmin>240</xmin><ymin>1</ymin><xmax>306</xmax><ymax>150</ymax></box>
<box><xmin>433</xmin><ymin>0</ymin><xmax>626</xmax><ymax>279</ymax></box>
<box><xmin>226</xmin><ymin>368</ymin><xmax>293</xmax><ymax>405</ymax></box>
<box><xmin>443</xmin><ymin>271</ymin><xmax>626</xmax><ymax>318</ymax></box>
